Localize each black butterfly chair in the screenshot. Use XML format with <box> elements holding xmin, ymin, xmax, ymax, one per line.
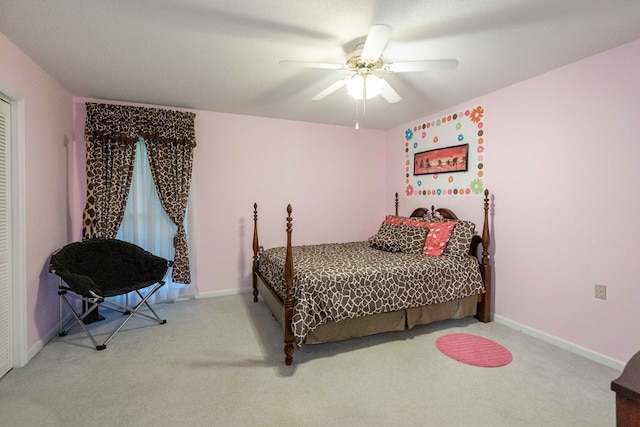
<box><xmin>49</xmin><ymin>238</ymin><xmax>173</xmax><ymax>350</ymax></box>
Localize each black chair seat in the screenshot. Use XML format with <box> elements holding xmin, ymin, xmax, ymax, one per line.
<box><xmin>50</xmin><ymin>238</ymin><xmax>170</xmax><ymax>298</ymax></box>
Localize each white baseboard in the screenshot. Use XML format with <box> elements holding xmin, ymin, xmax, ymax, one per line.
<box><xmin>27</xmin><ymin>308</ymin><xmax>83</xmax><ymax>363</ymax></box>
<box><xmin>193</xmin><ymin>288</ymin><xmax>252</xmax><ymax>299</ymax></box>
<box><xmin>494</xmin><ymin>314</ymin><xmax>625</xmax><ymax>372</ymax></box>
<box><xmin>27</xmin><ymin>323</ymin><xmax>62</xmax><ymax>362</ymax></box>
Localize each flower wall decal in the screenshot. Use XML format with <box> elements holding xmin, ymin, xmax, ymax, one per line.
<box><xmin>470</xmin><ymin>106</ymin><xmax>484</xmax><ymax>124</ymax></box>
<box><xmin>470</xmin><ymin>178</ymin><xmax>484</xmax><ymax>194</ymax></box>
<box><xmin>405</xmin><ymin>128</ymin><xmax>414</xmax><ymax>141</ymax></box>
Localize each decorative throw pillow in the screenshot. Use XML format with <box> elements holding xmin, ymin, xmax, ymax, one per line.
<box><xmin>369</xmin><ymin>221</ymin><xmax>403</xmax><ymax>252</ymax></box>
<box><xmin>384</xmin><ymin>215</ymin><xmax>429</xmax><ymax>227</ymax></box>
<box><xmin>443</xmin><ymin>220</ymin><xmax>476</xmax><ymax>257</ymax></box>
<box><xmin>423</xmin><ymin>222</ymin><xmax>456</xmax><ymax>256</ymax></box>
<box><xmin>384</xmin><ymin>215</ymin><xmax>408</xmax><ymax>226</ymax></box>
<box><xmin>396</xmin><ymin>223</ymin><xmax>429</xmax><ymax>254</ymax></box>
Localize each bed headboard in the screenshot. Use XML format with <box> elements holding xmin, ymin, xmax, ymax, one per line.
<box><xmin>409</xmin><ymin>207</ymin><xmax>459</xmax><ymax>220</ymax></box>
<box><xmin>393</xmin><ymin>192</ymin><xmax>460</xmax><ymax>220</ymax></box>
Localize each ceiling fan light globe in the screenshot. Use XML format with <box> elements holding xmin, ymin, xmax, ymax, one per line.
<box><xmin>346</xmin><ymin>75</ymin><xmax>383</xmax><ymax>100</ymax></box>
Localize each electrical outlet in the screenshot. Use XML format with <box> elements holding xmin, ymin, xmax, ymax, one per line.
<box><xmin>595</xmin><ymin>284</ymin><xmax>607</xmax><ymax>300</ymax></box>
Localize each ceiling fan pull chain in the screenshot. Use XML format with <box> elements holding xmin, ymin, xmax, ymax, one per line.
<box><xmin>363</xmin><ymin>78</ymin><xmax>367</xmax><ymax>118</ymax></box>
<box><xmin>354</xmin><ymin>94</ymin><xmax>359</xmax><ymax>129</ymax></box>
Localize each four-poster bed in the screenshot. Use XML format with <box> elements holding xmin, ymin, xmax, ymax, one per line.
<box><xmin>252</xmin><ymin>190</ymin><xmax>492</xmax><ymax>365</ymax></box>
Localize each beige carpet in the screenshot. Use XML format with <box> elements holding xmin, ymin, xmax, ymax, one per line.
<box><xmin>0</xmin><ymin>294</ymin><xmax>619</xmax><ymax>426</ymax></box>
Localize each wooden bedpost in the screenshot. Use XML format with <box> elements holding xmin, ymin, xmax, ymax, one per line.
<box><xmin>394</xmin><ymin>192</ymin><xmax>399</xmax><ymax>216</ymax></box>
<box><xmin>284</xmin><ymin>204</ymin><xmax>295</xmax><ymax>365</ymax></box>
<box><xmin>252</xmin><ymin>203</ymin><xmax>260</xmax><ymax>302</ymax></box>
<box><xmin>475</xmin><ymin>189</ymin><xmax>492</xmax><ymax>322</ymax></box>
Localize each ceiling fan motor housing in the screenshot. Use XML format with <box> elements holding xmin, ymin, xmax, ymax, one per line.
<box><xmin>346</xmin><ymin>48</ymin><xmax>384</xmax><ymax>76</ymax></box>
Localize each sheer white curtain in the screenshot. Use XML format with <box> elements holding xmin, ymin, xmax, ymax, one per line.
<box><xmin>115</xmin><ymin>136</ymin><xmax>190</xmax><ymax>303</ymax></box>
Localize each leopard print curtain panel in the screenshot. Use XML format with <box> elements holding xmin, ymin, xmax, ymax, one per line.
<box><xmin>82</xmin><ymin>104</ymin><xmax>137</xmax><ymax>240</ymax></box>
<box><xmin>145</xmin><ymin>138</ymin><xmax>194</xmax><ymax>284</ymax></box>
<box><xmin>83</xmin><ymin>102</ymin><xmax>196</xmax><ymax>283</ymax></box>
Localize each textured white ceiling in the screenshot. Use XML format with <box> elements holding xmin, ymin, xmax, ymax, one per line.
<box><xmin>2</xmin><ymin>0</ymin><xmax>640</xmax><ymax>129</ymax></box>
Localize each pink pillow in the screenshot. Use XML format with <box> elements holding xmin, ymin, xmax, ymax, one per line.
<box><xmin>384</xmin><ymin>215</ymin><xmax>429</xmax><ymax>228</ymax></box>
<box><xmin>423</xmin><ymin>222</ymin><xmax>456</xmax><ymax>256</ymax></box>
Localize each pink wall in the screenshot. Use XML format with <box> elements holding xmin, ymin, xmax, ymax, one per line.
<box><xmin>71</xmin><ymin>100</ymin><xmax>388</xmax><ymax>296</ymax></box>
<box><xmin>387</xmin><ymin>38</ymin><xmax>640</xmax><ymax>364</ymax></box>
<box><xmin>191</xmin><ymin>111</ymin><xmax>387</xmax><ymax>294</ymax></box>
<box><xmin>0</xmin><ymin>33</ymin><xmax>73</xmax><ymax>351</ymax></box>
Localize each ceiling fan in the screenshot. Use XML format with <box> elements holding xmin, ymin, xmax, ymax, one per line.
<box><xmin>280</xmin><ymin>24</ymin><xmax>459</xmax><ymax>104</ymax></box>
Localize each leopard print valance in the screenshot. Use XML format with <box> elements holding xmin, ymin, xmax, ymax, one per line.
<box><xmin>85</xmin><ymin>103</ymin><xmax>196</xmax><ymax>147</ymax></box>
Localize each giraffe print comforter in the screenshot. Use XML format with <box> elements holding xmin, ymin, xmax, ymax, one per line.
<box><xmin>257</xmin><ymin>241</ymin><xmax>485</xmax><ymax>346</ymax></box>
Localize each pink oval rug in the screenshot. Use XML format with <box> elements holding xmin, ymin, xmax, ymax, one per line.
<box><xmin>436</xmin><ymin>333</ymin><xmax>513</xmax><ymax>367</ymax></box>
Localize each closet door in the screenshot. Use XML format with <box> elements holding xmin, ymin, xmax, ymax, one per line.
<box><xmin>0</xmin><ymin>98</ymin><xmax>12</xmax><ymax>378</ymax></box>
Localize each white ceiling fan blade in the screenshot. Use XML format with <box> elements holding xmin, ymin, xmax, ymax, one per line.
<box><xmin>279</xmin><ymin>60</ymin><xmax>344</xmax><ymax>70</ymax></box>
<box><xmin>361</xmin><ymin>24</ymin><xmax>391</xmax><ymax>61</ymax></box>
<box><xmin>379</xmin><ymin>78</ymin><xmax>401</xmax><ymax>104</ymax></box>
<box><xmin>386</xmin><ymin>59</ymin><xmax>459</xmax><ymax>73</ymax></box>
<box><xmin>312</xmin><ymin>78</ymin><xmax>348</xmax><ymax>101</ymax></box>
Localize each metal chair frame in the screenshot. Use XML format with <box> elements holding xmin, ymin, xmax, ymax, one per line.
<box><xmin>57</xmin><ymin>278</ymin><xmax>168</xmax><ymax>350</ymax></box>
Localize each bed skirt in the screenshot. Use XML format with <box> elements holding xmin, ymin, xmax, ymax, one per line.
<box><xmin>256</xmin><ymin>278</ymin><xmax>477</xmax><ymax>345</ymax></box>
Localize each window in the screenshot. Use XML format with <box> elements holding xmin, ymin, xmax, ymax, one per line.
<box><xmin>116</xmin><ymin>137</ymin><xmax>190</xmax><ymax>302</ymax></box>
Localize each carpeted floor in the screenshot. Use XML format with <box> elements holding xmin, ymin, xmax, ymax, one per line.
<box><xmin>0</xmin><ymin>294</ymin><xmax>620</xmax><ymax>426</ymax></box>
